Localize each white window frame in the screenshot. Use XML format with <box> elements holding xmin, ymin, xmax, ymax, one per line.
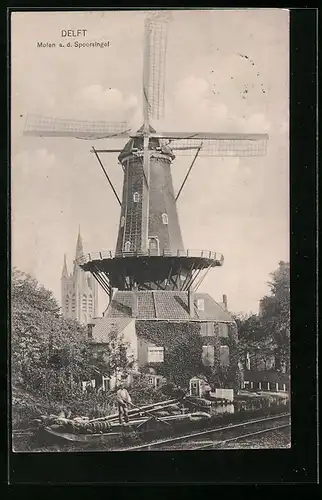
<box><xmin>197</xmin><ymin>298</ymin><xmax>205</xmax><ymax>311</ymax></box>
<box><xmin>102</xmin><ymin>376</ymin><xmax>110</xmax><ymax>391</ymax></box>
<box><xmin>148</xmin><ymin>237</ymin><xmax>160</xmax><ymax>255</ymax></box>
<box><xmin>147</xmin><ymin>346</ymin><xmax>164</xmax><ymax>363</ymax></box>
<box><xmin>124</xmin><ymin>241</ymin><xmax>131</xmax><ymax>252</ymax></box>
<box><xmin>202</xmin><ymin>345</ymin><xmax>215</xmax><ymax>367</ymax></box>
<box><xmin>218</xmin><ymin>323</ymin><xmax>229</xmax><ymax>338</ymax></box>
<box><xmin>133</xmin><ymin>192</ymin><xmax>140</xmax><ymax>203</ymax></box>
<box><xmin>161</xmin><ymin>213</ymin><xmax>168</xmax><ymax>225</ymax></box>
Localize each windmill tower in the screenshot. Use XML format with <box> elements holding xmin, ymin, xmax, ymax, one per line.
<box><xmin>23</xmin><ymin>12</ymin><xmax>268</xmax><ymax>378</ymax></box>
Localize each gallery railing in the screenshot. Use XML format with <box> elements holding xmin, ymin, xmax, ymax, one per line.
<box><xmin>75</xmin><ymin>249</ymin><xmax>224</xmax><ymax>266</ymax></box>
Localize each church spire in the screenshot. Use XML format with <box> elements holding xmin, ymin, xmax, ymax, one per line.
<box><xmin>61</xmin><ymin>253</ymin><xmax>68</xmax><ymax>278</ymax></box>
<box><xmin>75</xmin><ymin>225</ymin><xmax>84</xmax><ymax>260</ymax></box>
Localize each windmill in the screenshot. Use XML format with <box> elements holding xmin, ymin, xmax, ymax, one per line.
<box><xmin>23</xmin><ymin>11</ymin><xmax>268</xmax><ymax>298</ymax></box>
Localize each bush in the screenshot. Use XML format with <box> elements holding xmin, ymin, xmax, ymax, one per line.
<box><xmin>129</xmin><ymin>376</ymin><xmax>168</xmax><ymax>406</ymax></box>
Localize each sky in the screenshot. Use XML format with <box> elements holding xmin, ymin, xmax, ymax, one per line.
<box><xmin>11</xmin><ymin>9</ymin><xmax>289</xmax><ymax>316</ymax></box>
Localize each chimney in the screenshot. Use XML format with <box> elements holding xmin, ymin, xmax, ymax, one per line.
<box><xmin>132</xmin><ymin>290</ymin><xmax>138</xmax><ymax>318</ymax></box>
<box><xmin>222</xmin><ymin>294</ymin><xmax>228</xmax><ymax>311</ymax></box>
<box><xmin>188</xmin><ymin>290</ymin><xmax>194</xmax><ymax>318</ymax></box>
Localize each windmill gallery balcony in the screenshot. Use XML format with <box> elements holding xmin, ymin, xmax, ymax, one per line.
<box><xmin>75</xmin><ymin>249</ymin><xmax>224</xmax><ymax>295</ymax></box>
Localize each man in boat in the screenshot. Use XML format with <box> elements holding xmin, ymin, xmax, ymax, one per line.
<box><xmin>116</xmin><ymin>383</ymin><xmax>132</xmax><ymax>425</ymax></box>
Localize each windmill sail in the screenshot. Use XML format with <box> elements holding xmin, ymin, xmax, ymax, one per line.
<box><xmin>23</xmin><ymin>114</ymin><xmax>131</xmax><ymax>139</ymax></box>
<box><xmin>142</xmin><ymin>11</ymin><xmax>171</xmax><ymax>126</ymax></box>
<box><xmin>156</xmin><ymin>132</ymin><xmax>269</xmax><ymax>157</ymax></box>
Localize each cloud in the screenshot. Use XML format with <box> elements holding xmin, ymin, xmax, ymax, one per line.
<box><xmin>158</xmin><ymin>75</ymin><xmax>271</xmax><ymax>134</ymax></box>
<box><xmin>72</xmin><ymin>85</ymin><xmax>139</xmax><ymax>121</ymax></box>
<box><xmin>12</xmin><ymin>148</ymin><xmax>56</xmax><ymax>176</ymax></box>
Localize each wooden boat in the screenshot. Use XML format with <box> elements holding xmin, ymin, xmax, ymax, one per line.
<box><xmin>42</xmin><ymin>427</ymin><xmax>122</xmax><ymax>444</ymax></box>
<box><xmin>39</xmin><ymin>411</ymin><xmax>211</xmax><ymax>445</ymax></box>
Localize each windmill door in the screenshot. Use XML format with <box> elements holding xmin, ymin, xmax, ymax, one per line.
<box><xmin>148</xmin><ymin>237</ymin><xmax>160</xmax><ymax>256</ymax></box>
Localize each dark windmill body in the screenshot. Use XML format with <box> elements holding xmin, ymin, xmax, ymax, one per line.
<box><xmin>79</xmin><ymin>123</ymin><xmax>224</xmax><ymax>295</ymax></box>
<box><xmin>24</xmin><ymin>11</ymin><xmax>268</xmax><ymax>382</ymax></box>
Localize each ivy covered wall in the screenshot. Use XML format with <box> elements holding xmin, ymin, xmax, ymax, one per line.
<box><xmin>135</xmin><ymin>320</ymin><xmax>241</xmax><ymax>390</ymax></box>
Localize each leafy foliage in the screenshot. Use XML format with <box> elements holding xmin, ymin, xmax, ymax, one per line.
<box><xmin>136</xmin><ymin>321</ymin><xmax>205</xmax><ymax>388</ymax></box>
<box><xmin>91</xmin><ymin>328</ymin><xmax>134</xmax><ymax>380</ymax></box>
<box><xmin>11</xmin><ymin>268</ymin><xmax>92</xmax><ymax>400</ymax></box>
<box><xmin>234</xmin><ymin>261</ymin><xmax>290</xmax><ymax>373</ymax></box>
<box><xmin>260</xmin><ymin>261</ymin><xmax>290</xmax><ymax>371</ymax></box>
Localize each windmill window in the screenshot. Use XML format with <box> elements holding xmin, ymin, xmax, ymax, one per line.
<box><xmin>71</xmin><ymin>294</ymin><xmax>76</xmax><ymax>312</ymax></box>
<box><xmin>120</xmin><ymin>216</ymin><xmax>125</xmax><ymax>227</ymax></box>
<box><xmin>82</xmin><ymin>295</ymin><xmax>87</xmax><ymax>312</ymax></box>
<box><xmin>162</xmin><ymin>213</ymin><xmax>168</xmax><ymax>225</ymax></box>
<box><xmin>149</xmin><ymin>238</ymin><xmax>158</xmax><ymax>250</ymax></box>
<box><xmin>133</xmin><ymin>192</ymin><xmax>140</xmax><ymax>203</ymax></box>
<box><xmin>148</xmin><ymin>237</ymin><xmax>160</xmax><ymax>255</ymax></box>
<box><xmin>124</xmin><ymin>241</ymin><xmax>131</xmax><ymax>252</ymax></box>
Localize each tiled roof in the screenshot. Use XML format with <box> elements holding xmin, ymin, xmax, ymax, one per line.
<box><xmin>92</xmin><ymin>317</ymin><xmax>133</xmax><ymax>343</ymax></box>
<box><xmin>105</xmin><ymin>291</ymin><xmax>234</xmax><ymax>322</ymax></box>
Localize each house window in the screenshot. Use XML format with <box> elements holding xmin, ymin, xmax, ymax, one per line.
<box><xmin>218</xmin><ymin>323</ymin><xmax>229</xmax><ymax>338</ymax></box>
<box><xmin>162</xmin><ymin>213</ymin><xmax>168</xmax><ymax>225</ymax></box>
<box><xmin>65</xmin><ymin>296</ymin><xmax>69</xmax><ymax>310</ymax></box>
<box><xmin>82</xmin><ymin>294</ymin><xmax>87</xmax><ymax>312</ymax></box>
<box><xmin>202</xmin><ymin>345</ymin><xmax>215</xmax><ymax>366</ymax></box>
<box><xmin>120</xmin><ymin>216</ymin><xmax>125</xmax><ymax>227</ymax></box>
<box><xmin>200</xmin><ymin>322</ymin><xmax>214</xmax><ymax>337</ymax></box>
<box><xmin>102</xmin><ymin>376</ymin><xmax>110</xmax><ymax>391</ymax></box>
<box><xmin>133</xmin><ymin>192</ymin><xmax>140</xmax><ymax>202</ymax></box>
<box><xmin>220</xmin><ymin>345</ymin><xmax>230</xmax><ymax>366</ymax></box>
<box><xmin>197</xmin><ymin>298</ymin><xmax>205</xmax><ymax>311</ymax></box>
<box><xmin>147</xmin><ymin>346</ymin><xmax>164</xmax><ymax>363</ymax></box>
<box><xmin>124</xmin><ymin>241</ymin><xmax>131</xmax><ymax>252</ymax></box>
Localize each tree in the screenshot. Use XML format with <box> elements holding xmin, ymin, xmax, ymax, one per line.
<box><xmin>234</xmin><ymin>313</ymin><xmax>274</xmax><ymax>370</ymax></box>
<box><xmin>92</xmin><ymin>328</ymin><xmax>135</xmax><ymax>381</ymax></box>
<box><xmin>233</xmin><ymin>261</ymin><xmax>290</xmax><ymax>373</ymax></box>
<box><xmin>11</xmin><ymin>268</ymin><xmax>92</xmax><ymax>399</ymax></box>
<box><xmin>260</xmin><ymin>261</ymin><xmax>290</xmax><ymax>372</ymax></box>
